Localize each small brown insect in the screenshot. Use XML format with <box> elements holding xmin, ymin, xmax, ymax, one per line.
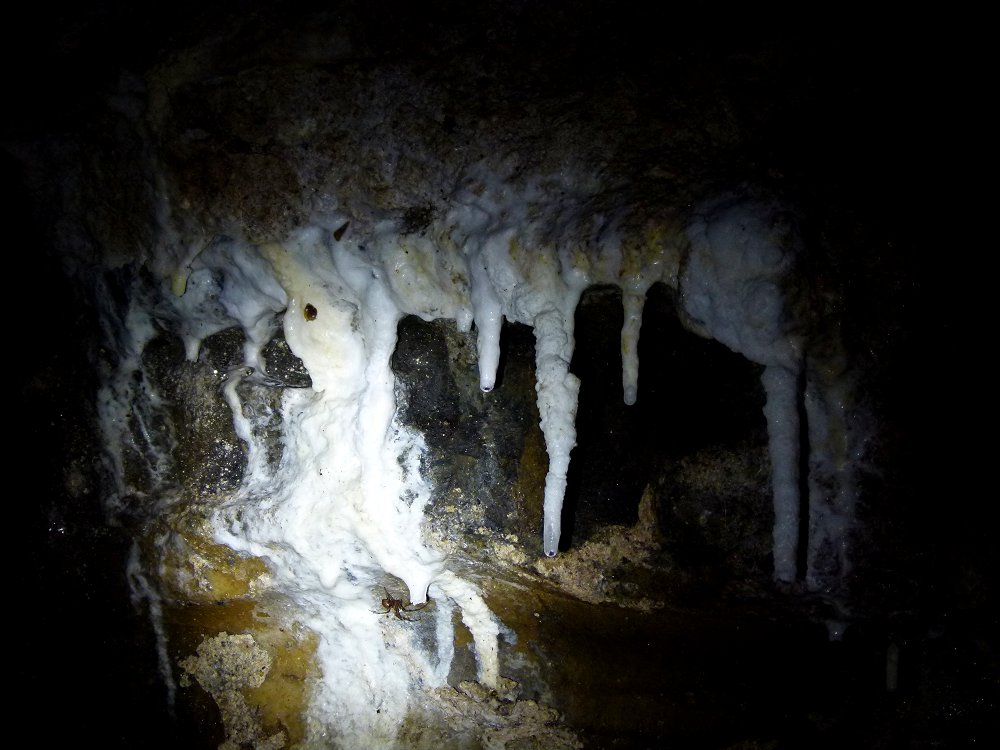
<box><xmin>373</xmin><ymin>587</ymin><xmax>428</xmax><ymax>621</ymax></box>
<box><xmin>303</xmin><ymin>303</ymin><xmax>318</xmax><ymax>321</ymax></box>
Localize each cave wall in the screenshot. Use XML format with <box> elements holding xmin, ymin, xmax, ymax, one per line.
<box><xmin>7</xmin><ymin>3</ymin><xmax>991</xmax><ymax>748</ymax></box>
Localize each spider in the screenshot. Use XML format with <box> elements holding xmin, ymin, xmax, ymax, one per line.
<box><xmin>374</xmin><ymin>587</ymin><xmax>428</xmax><ymax>621</ymax></box>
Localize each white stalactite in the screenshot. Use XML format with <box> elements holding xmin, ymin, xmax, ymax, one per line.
<box><xmin>621</xmin><ymin>284</ymin><xmax>649</xmax><ymax>406</ymax></box>
<box><xmin>761</xmin><ymin>364</ymin><xmax>802</xmax><ymax>584</ymax></box>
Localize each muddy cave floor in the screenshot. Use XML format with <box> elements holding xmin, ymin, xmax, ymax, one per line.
<box><xmin>480</xmin><ymin>573</ymin><xmax>1000</xmax><ymax>749</ymax></box>
<box><xmin>15</xmin><ymin>499</ymin><xmax>999</xmax><ymax>750</ymax></box>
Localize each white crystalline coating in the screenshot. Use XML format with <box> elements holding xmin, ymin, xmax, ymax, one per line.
<box><xmin>214</xmin><ymin>241</ymin><xmax>287</xmax><ymax>371</ymax></box>
<box><xmin>380</xmin><ymin>234</ymin><xmax>472</xmax><ymax>325</ymax></box>
<box><xmin>220</xmin><ymin>368</ymin><xmax>265</xmax><ymax>480</ymax></box>
<box><xmin>431</xmin><ymin>572</ymin><xmax>502</xmax><ymax>689</ymax></box>
<box><xmin>681</xmin><ymin>195</ymin><xmax>801</xmax><ymax>370</ymax></box>
<box><xmin>300</xmin><ymin>598</ymin><xmax>425</xmax><ymax>746</ymax></box>
<box><xmin>223</xmin><ymin>232</ymin><xmax>445</xmax><ymax>605</ymax></box>
<box><xmin>191</xmin><ymin>231</ymin><xmax>455</xmax><ymax>739</ymax></box>
<box><xmin>431</xmin><ymin>585</ymin><xmax>458</xmax><ymax>684</ymax></box>
<box><xmin>166</xmin><ymin>266</ymin><xmax>231</xmax><ymax>362</ymax></box>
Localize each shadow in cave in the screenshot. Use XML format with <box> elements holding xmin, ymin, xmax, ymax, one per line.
<box><xmin>561</xmin><ymin>283</ymin><xmax>767</xmax><ymax>560</ymax></box>
<box><xmin>7</xmin><ymin>153</ymin><xmax>208</xmax><ymax>747</ymax></box>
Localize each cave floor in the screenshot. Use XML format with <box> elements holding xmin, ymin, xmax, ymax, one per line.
<box><xmin>14</xmin><ymin>508</ymin><xmax>999</xmax><ymax>750</ymax></box>
<box><xmin>482</xmin><ymin>575</ymin><xmax>998</xmax><ymax>750</ymax></box>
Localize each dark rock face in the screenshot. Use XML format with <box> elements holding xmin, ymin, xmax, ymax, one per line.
<box><xmin>141</xmin><ymin>329</ymin><xmax>248</xmax><ymax>497</ymax></box>
<box><xmin>394</xmin><ymin>315</ymin><xmax>544</xmax><ymax>548</ymax></box>
<box><xmin>567</xmin><ymin>284</ymin><xmax>769</xmax><ymax>542</ymax></box>
<box><xmin>6</xmin><ymin>3</ymin><xmax>993</xmax><ymax>749</ymax></box>
<box><xmin>391</xmin><ymin>283</ymin><xmax>774</xmax><ymax>575</ymax></box>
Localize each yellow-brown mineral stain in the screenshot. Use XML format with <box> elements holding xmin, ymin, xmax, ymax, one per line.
<box><xmin>171</xmin><ymin>602</ymin><xmax>318</xmax><ymax>747</ymax></box>
<box><xmin>247</xmin><ymin>624</ymin><xmax>319</xmax><ymax>745</ymax></box>
<box><xmin>150</xmin><ymin>513</ymin><xmax>318</xmax><ymax>746</ymax></box>
<box><xmin>512</xmin><ymin>422</ymin><xmax>547</xmax><ymax>545</ymax></box>
<box><xmin>160</xmin><ymin>524</ymin><xmax>269</xmax><ymax>603</ymax></box>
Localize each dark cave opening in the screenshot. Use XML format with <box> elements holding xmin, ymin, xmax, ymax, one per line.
<box><xmin>562</xmin><ymin>282</ymin><xmax>768</xmax><ymax>563</ymax></box>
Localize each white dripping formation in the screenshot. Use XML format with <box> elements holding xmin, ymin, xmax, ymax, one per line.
<box><xmin>101</xmin><ymin>167</ymin><xmax>855</xmax><ymax>739</ymax></box>
<box><xmin>197</xmin><ymin>180</ymin><xmax>831</xmax><ymax>584</ymax></box>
